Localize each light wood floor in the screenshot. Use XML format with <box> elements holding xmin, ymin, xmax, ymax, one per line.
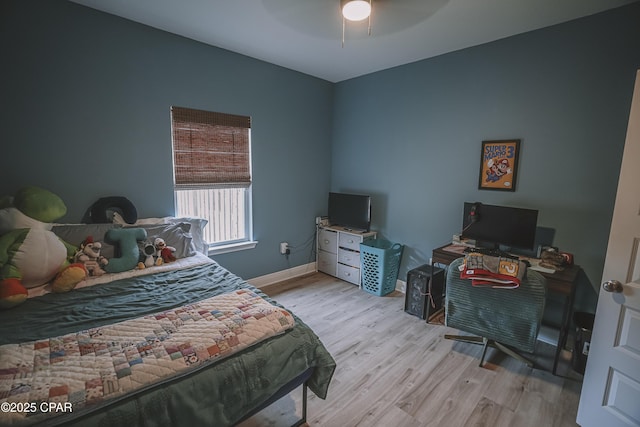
<box><xmin>240</xmin><ymin>273</ymin><xmax>583</xmax><ymax>427</ymax></box>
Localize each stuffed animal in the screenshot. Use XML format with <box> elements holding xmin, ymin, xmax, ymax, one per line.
<box><xmin>154</xmin><ymin>237</ymin><xmax>176</xmax><ymax>264</ymax></box>
<box><xmin>74</xmin><ymin>236</ymin><xmax>109</xmax><ymax>276</ymax></box>
<box><xmin>0</xmin><ymin>186</ymin><xmax>88</xmax><ymax>309</ymax></box>
<box><xmin>137</xmin><ymin>240</ymin><xmax>157</xmax><ymax>269</ymax></box>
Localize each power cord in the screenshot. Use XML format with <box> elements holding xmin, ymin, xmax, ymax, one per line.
<box><xmin>282</xmin><ymin>229</ymin><xmax>317</xmax><ymax>262</ymax></box>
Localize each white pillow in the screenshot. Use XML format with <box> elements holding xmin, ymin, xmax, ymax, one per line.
<box><xmin>170</xmin><ymin>217</ymin><xmax>208</xmax><ymax>254</ymax></box>
<box><xmin>113</xmin><ymin>213</ymin><xmax>209</xmax><ymax>254</ymax></box>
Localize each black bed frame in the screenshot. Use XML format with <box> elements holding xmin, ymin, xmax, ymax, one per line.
<box><xmin>234</xmin><ymin>368</ymin><xmax>314</xmax><ymax>427</ymax></box>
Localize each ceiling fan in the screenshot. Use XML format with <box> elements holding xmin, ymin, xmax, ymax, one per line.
<box><xmin>262</xmin><ymin>0</ymin><xmax>449</xmax><ymax>43</ymax></box>
<box><xmin>340</xmin><ymin>0</ymin><xmax>372</xmax><ymax>47</ymax></box>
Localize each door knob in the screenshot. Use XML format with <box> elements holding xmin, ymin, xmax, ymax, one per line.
<box><xmin>602</xmin><ymin>280</ymin><xmax>623</xmax><ymax>293</ymax></box>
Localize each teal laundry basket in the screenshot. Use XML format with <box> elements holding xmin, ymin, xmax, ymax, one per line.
<box><xmin>360</xmin><ymin>239</ymin><xmax>404</xmax><ymax>296</ymax></box>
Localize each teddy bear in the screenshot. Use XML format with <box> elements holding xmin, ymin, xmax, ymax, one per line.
<box><xmin>0</xmin><ymin>186</ymin><xmax>88</xmax><ymax>309</ymax></box>
<box><xmin>74</xmin><ymin>236</ymin><xmax>109</xmax><ymax>276</ymax></box>
<box><xmin>154</xmin><ymin>237</ymin><xmax>176</xmax><ymax>264</ymax></box>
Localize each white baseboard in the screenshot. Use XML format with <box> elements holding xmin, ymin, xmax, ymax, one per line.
<box><xmin>396</xmin><ymin>279</ymin><xmax>406</xmax><ymax>294</ymax></box>
<box><xmin>248</xmin><ymin>264</ymin><xmax>407</xmax><ymax>293</ymax></box>
<box><xmin>247</xmin><ymin>262</ymin><xmax>317</xmax><ymax>288</ymax></box>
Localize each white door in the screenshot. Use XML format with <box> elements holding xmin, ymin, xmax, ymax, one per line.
<box><xmin>576</xmin><ymin>70</ymin><xmax>640</xmax><ymax>426</ymax></box>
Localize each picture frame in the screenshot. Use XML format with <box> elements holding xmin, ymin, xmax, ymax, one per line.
<box><xmin>478</xmin><ymin>139</ymin><xmax>520</xmax><ymax>191</ymax></box>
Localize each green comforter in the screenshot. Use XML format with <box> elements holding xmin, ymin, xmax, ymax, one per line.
<box><xmin>0</xmin><ymin>260</ymin><xmax>336</xmax><ymax>426</ymax></box>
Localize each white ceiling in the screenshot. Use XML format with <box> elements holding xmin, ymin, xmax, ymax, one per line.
<box><xmin>70</xmin><ymin>0</ymin><xmax>637</xmax><ymax>83</ymax></box>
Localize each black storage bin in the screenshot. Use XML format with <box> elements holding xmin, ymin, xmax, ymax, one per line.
<box><xmin>404</xmin><ymin>265</ymin><xmax>444</xmax><ymax>321</ymax></box>
<box><xmin>572</xmin><ymin>311</ymin><xmax>595</xmax><ymax>374</ymax></box>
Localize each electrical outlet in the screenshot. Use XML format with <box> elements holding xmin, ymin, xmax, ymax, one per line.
<box><xmin>280</xmin><ymin>242</ymin><xmax>289</xmax><ymax>255</ymax></box>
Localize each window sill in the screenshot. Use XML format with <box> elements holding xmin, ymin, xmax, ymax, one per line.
<box><xmin>207</xmin><ymin>240</ymin><xmax>258</xmax><ymax>256</ymax></box>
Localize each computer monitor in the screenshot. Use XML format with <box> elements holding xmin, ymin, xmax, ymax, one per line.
<box><xmin>461</xmin><ymin>202</ymin><xmax>538</xmax><ymax>250</ymax></box>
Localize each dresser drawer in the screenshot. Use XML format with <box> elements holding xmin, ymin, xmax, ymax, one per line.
<box><xmin>317</xmin><ymin>250</ymin><xmax>337</xmax><ymax>276</ymax></box>
<box><xmin>338</xmin><ymin>247</ymin><xmax>360</xmax><ymax>268</ymax></box>
<box><xmin>338</xmin><ymin>232</ymin><xmax>362</xmax><ymax>251</ymax></box>
<box><xmin>318</xmin><ymin>228</ymin><xmax>338</xmax><ymax>254</ymax></box>
<box><xmin>337</xmin><ymin>263</ymin><xmax>360</xmax><ymax>285</ymax></box>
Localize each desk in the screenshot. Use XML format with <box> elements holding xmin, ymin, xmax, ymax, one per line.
<box><xmin>432</xmin><ymin>244</ymin><xmax>580</xmax><ymax>375</ymax></box>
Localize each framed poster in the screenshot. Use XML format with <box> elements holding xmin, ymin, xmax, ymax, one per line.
<box><xmin>478</xmin><ymin>139</ymin><xmax>520</xmax><ymax>191</ymax></box>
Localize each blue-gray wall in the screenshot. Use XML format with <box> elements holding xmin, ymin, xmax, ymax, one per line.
<box><xmin>2</xmin><ymin>0</ymin><xmax>640</xmax><ymax>315</ymax></box>
<box><xmin>0</xmin><ymin>0</ymin><xmax>333</xmax><ymax>278</ymax></box>
<box><xmin>331</xmin><ymin>3</ymin><xmax>640</xmax><ymax>313</ymax></box>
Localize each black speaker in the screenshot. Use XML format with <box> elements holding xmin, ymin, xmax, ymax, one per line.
<box><xmin>404</xmin><ymin>265</ymin><xmax>445</xmax><ymax>321</ymax></box>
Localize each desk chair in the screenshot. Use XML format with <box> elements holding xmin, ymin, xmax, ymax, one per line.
<box><xmin>445</xmin><ymin>257</ymin><xmax>546</xmax><ymax>367</ymax></box>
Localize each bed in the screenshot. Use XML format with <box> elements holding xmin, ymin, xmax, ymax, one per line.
<box><xmin>0</xmin><ymin>220</ymin><xmax>336</xmax><ymax>427</ymax></box>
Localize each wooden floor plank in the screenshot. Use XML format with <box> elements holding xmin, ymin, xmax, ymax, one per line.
<box><xmin>242</xmin><ymin>273</ymin><xmax>581</xmax><ymax>427</ymax></box>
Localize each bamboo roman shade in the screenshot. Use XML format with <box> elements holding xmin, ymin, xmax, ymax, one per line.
<box><xmin>171</xmin><ymin>106</ymin><xmax>251</xmax><ymax>187</ymax></box>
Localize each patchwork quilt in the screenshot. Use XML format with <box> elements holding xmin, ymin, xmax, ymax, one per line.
<box><xmin>0</xmin><ymin>289</ymin><xmax>295</xmax><ymax>426</ymax></box>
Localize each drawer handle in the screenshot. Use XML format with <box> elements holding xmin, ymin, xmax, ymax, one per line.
<box><xmin>324</xmin><ymin>239</ymin><xmax>330</xmax><ymax>244</ymax></box>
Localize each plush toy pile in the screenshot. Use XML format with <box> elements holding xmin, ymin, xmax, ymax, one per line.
<box><xmin>0</xmin><ymin>186</ymin><xmax>88</xmax><ymax>309</ymax></box>
<box><xmin>137</xmin><ymin>237</ymin><xmax>176</xmax><ymax>269</ymax></box>
<box><xmin>0</xmin><ymin>186</ymin><xmax>188</xmax><ymax>310</ymax></box>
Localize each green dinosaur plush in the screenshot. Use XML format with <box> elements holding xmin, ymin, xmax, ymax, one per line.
<box><xmin>0</xmin><ymin>186</ymin><xmax>87</xmax><ymax>309</ymax></box>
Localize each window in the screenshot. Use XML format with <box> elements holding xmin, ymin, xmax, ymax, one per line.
<box><xmin>171</xmin><ymin>106</ymin><xmax>255</xmax><ymax>253</ymax></box>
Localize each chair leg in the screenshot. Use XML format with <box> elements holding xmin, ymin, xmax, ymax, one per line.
<box><xmin>444</xmin><ymin>334</ymin><xmax>484</xmax><ymax>345</ymax></box>
<box><xmin>444</xmin><ymin>335</ymin><xmax>487</xmax><ymax>366</ymax></box>
<box><xmin>445</xmin><ymin>334</ymin><xmax>534</xmax><ymax>368</ymax></box>
<box><xmin>493</xmin><ymin>341</ymin><xmax>534</xmax><ymax>368</ymax></box>
<box><xmin>479</xmin><ymin>337</ymin><xmax>489</xmax><ymax>367</ymax></box>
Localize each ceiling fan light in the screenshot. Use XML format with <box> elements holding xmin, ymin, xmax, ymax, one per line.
<box><xmin>341</xmin><ymin>0</ymin><xmax>371</xmax><ymax>21</ymax></box>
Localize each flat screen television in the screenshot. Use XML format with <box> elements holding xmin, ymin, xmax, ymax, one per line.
<box><xmin>328</xmin><ymin>192</ymin><xmax>371</xmax><ymax>232</ymax></box>
<box><xmin>461</xmin><ymin>202</ymin><xmax>538</xmax><ymax>250</ymax></box>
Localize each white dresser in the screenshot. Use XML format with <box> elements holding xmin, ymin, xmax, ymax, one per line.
<box><xmin>317</xmin><ymin>225</ymin><xmax>377</xmax><ymax>285</ymax></box>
